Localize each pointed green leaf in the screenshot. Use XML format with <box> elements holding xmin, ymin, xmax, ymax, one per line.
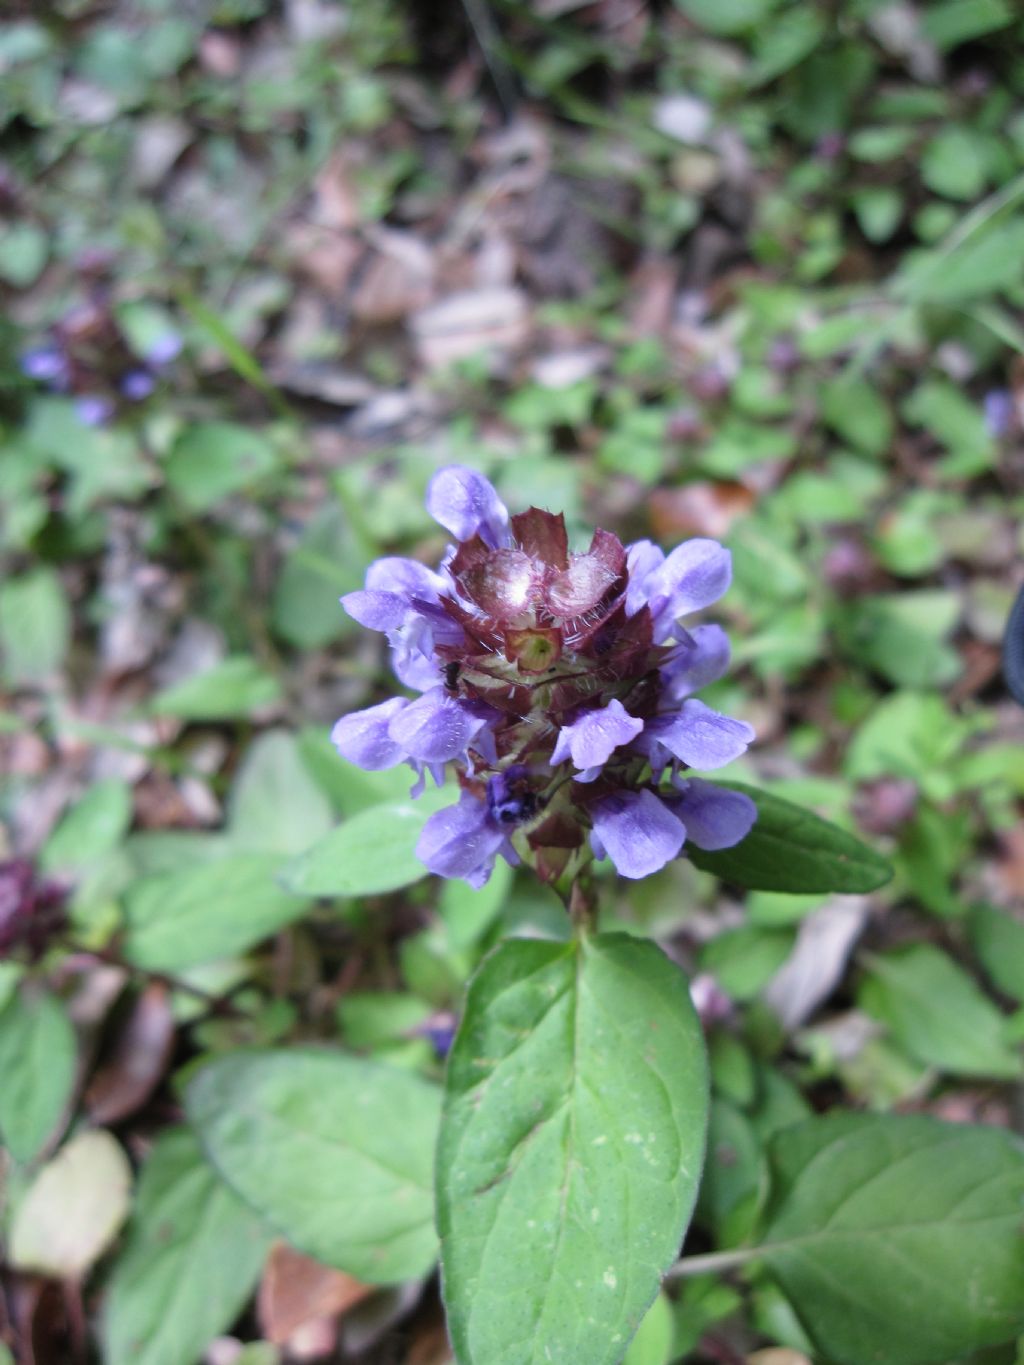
<box><xmin>186</xmin><ymin>1049</ymin><xmax>441</xmax><ymax>1284</ymax></box>
<box><xmin>858</xmin><ymin>944</ymin><xmax>1022</xmax><ymax>1079</ymax></box>
<box><xmin>686</xmin><ymin>784</ymin><xmax>892</xmax><ymax>893</ymax></box>
<box><xmin>281</xmin><ymin>785</ymin><xmax>454</xmax><ymax>897</ymax></box>
<box><xmin>971</xmin><ymin>902</ymin><xmax>1024</xmax><ymax>1003</ymax></box>
<box><xmin>123</xmin><ymin>854</ymin><xmax>310</xmax><ymax>971</ymax></box>
<box><xmin>760</xmin><ymin>1114</ymin><xmax>1024</xmax><ymax>1365</ymax></box>
<box><xmin>437</xmin><ymin>932</ymin><xmax>708</xmax><ymax>1365</ymax></box>
<box><xmin>0</xmin><ymin>566</ymin><xmax>70</xmax><ymax>685</ymax></box>
<box><xmin>0</xmin><ymin>984</ymin><xmax>76</xmax><ymax>1162</ymax></box>
<box><xmin>150</xmin><ymin>656</ymin><xmax>282</xmax><ymax>721</ymax></box>
<box><xmin>227</xmin><ymin>730</ymin><xmax>333</xmax><ymax>856</ymax></box>
<box><xmin>103</xmin><ymin>1128</ymin><xmax>271</xmax><ymax>1365</ymax></box>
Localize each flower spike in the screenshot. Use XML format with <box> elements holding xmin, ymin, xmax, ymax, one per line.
<box><xmin>332</xmin><ymin>465</ymin><xmax>756</xmax><ymax>886</ymax></box>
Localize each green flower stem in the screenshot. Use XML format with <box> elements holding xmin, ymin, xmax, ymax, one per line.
<box><xmin>665</xmin><ymin>1246</ymin><xmax>760</xmax><ymax>1279</ymax></box>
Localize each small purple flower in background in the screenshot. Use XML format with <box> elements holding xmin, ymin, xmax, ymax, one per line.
<box><xmin>20</xmin><ymin>346</ymin><xmax>71</xmax><ymax>389</ymax></box>
<box><xmin>983</xmin><ymin>389</ymin><xmax>1014</xmax><ymax>439</ymax></box>
<box><xmin>418</xmin><ymin>1014</ymin><xmax>458</xmax><ymax>1059</ymax></box>
<box><xmin>120</xmin><ymin>369</ymin><xmax>157</xmax><ymax>401</ymax></box>
<box><xmin>74</xmin><ymin>394</ymin><xmax>115</xmax><ymax>427</ymax></box>
<box><xmin>145</xmin><ymin>332</ymin><xmax>184</xmax><ymax>367</ymax></box>
<box><xmin>332</xmin><ymin>466</ymin><xmax>756</xmax><ymax>887</ymax></box>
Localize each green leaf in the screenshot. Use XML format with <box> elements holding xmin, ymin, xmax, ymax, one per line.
<box><xmin>164</xmin><ymin>422</ymin><xmax>279</xmax><ymax>511</ymax></box>
<box><xmin>10</xmin><ymin>1130</ymin><xmax>132</xmax><ymax>1278</ymax></box>
<box><xmin>685</xmin><ymin>784</ymin><xmax>892</xmax><ymax>893</ymax></box>
<box><xmin>844</xmin><ymin>692</ymin><xmax>969</xmax><ymax>793</ymax></box>
<box><xmin>922</xmin><ymin>0</ymin><xmax>1014</xmax><ymax>47</ymax></box>
<box><xmin>836</xmin><ymin>591</ymin><xmax>960</xmax><ymax>688</ymax></box>
<box><xmin>622</xmin><ymin>1292</ymin><xmax>673</xmax><ymax>1365</ymax></box>
<box><xmin>180</xmin><ymin>296</ymin><xmax>289</xmax><ymax>415</ymax></box>
<box><xmin>0</xmin><ymin>566</ymin><xmax>70</xmax><ymax>685</ymax></box>
<box><xmin>295</xmin><ymin>729</ymin><xmax>419</xmax><ymax>816</ymax></box>
<box><xmin>41</xmin><ymin>779</ymin><xmax>132</xmax><ymax>874</ymax></box>
<box><xmin>748</xmin><ymin>8</ymin><xmax>825</xmax><ymax>85</ymax></box>
<box><xmin>900</xmin><ymin>219</ymin><xmax>1024</xmax><ymax>306</ymax></box>
<box><xmin>696</xmin><ymin>1098</ymin><xmax>766</xmax><ymax>1247</ymax></box>
<box><xmin>123</xmin><ymin>854</ymin><xmax>310</xmax><ymax>971</ymax></box>
<box><xmin>921</xmin><ymin>127</ymin><xmax>987</xmax><ymax>201</ymax></box>
<box><xmin>820</xmin><ymin>377</ymin><xmax>893</xmax><ymax>456</ymax></box>
<box><xmin>903</xmin><ymin>381</ymin><xmax>993</xmax><ymax>470</ymax></box>
<box><xmin>271</xmin><ymin>503</ymin><xmax>363</xmax><ymax>650</ymax></box>
<box><xmin>103</xmin><ymin>1128</ymin><xmax>271</xmax><ymax>1365</ymax></box>
<box><xmin>437</xmin><ymin>933</ymin><xmax>708</xmax><ymax>1365</ymax></box>
<box><xmin>674</xmin><ymin>0</ymin><xmax>780</xmax><ymax>36</ymax></box>
<box><xmin>759</xmin><ymin>1113</ymin><xmax>1024</xmax><ymax>1364</ymax></box>
<box><xmin>895</xmin><ymin>803</ymin><xmax>970</xmax><ymax>918</ymax></box>
<box><xmin>698</xmin><ymin>926</ymin><xmax>794</xmax><ymax>1000</ymax></box>
<box><xmin>0</xmin><ymin>222</ymin><xmax>48</xmax><ymax>286</ymax></box>
<box><xmin>0</xmin><ymin>984</ymin><xmax>76</xmax><ymax>1162</ymax></box>
<box><xmin>971</xmin><ymin>904</ymin><xmax>1024</xmax><ymax>1003</ymax></box>
<box><xmin>282</xmin><ymin>785</ymin><xmax>455</xmax><ymax>897</ymax></box>
<box><xmin>859</xmin><ymin>944</ymin><xmax>1022</xmax><ymax>1079</ymax></box>
<box><xmin>24</xmin><ymin>399</ymin><xmax>153</xmax><ymax>513</ymax></box>
<box><xmin>186</xmin><ymin>1048</ymin><xmax>440</xmax><ymax>1283</ymax></box>
<box><xmin>852</xmin><ymin>187</ymin><xmax>903</xmax><ymax>244</ymax></box>
<box><xmin>150</xmin><ymin>656</ymin><xmax>281</xmax><ymax>720</ymax></box>
<box><xmin>439</xmin><ymin>859</ymin><xmax>513</xmax><ymax>950</ymax></box>
<box><xmin>849</xmin><ymin>126</ymin><xmax>916</xmax><ymax>163</ymax></box>
<box><xmin>337</xmin><ymin>991</ymin><xmax>433</xmax><ymax>1049</ymax></box>
<box><xmin>227</xmin><ymin>730</ymin><xmax>333</xmax><ymax>856</ymax></box>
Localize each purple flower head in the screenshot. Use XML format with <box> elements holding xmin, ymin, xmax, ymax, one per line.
<box><xmin>0</xmin><ymin>859</ymin><xmax>68</xmax><ymax>961</ymax></box>
<box><xmin>332</xmin><ymin>465</ymin><xmax>756</xmax><ymax>886</ymax></box>
<box><xmin>21</xmin><ymin>346</ymin><xmax>70</xmax><ymax>389</ymax></box>
<box><xmin>120</xmin><ymin>369</ymin><xmax>156</xmax><ymax>401</ymax></box>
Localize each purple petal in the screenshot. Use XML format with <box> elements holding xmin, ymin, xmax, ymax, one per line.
<box><xmin>364</xmin><ymin>556</ymin><xmax>447</xmax><ymax>601</ymax></box>
<box><xmin>552</xmin><ymin>699</ymin><xmax>643</xmax><ymax>771</ymax></box>
<box><xmin>625</xmin><ymin>540</ymin><xmax>665</xmax><ymax>616</ymax></box>
<box><xmin>390</xmin><ymin>643</ymin><xmax>442</xmax><ymax>692</ymax></box>
<box><xmin>590</xmin><ymin>790</ymin><xmax>686</xmax><ymax>880</ymax></box>
<box><xmin>386</xmin><ymin>612</ymin><xmax>449</xmax><ymax>692</ymax></box>
<box><xmin>668</xmin><ymin>778</ymin><xmax>757</xmax><ymax>850</ymax></box>
<box><xmin>651</xmin><ymin>538</ymin><xmax>731</xmax><ymax>623</ymax></box>
<box><xmin>74</xmin><ymin>395</ymin><xmax>114</xmax><ymax>427</ymax></box>
<box><xmin>341</xmin><ymin>589</ymin><xmax>410</xmax><ymax>632</ymax></box>
<box><xmin>387</xmin><ymin>687</ymin><xmax>487</xmax><ymax>763</ymax></box>
<box><xmin>426</xmin><ymin>465</ymin><xmax>511</xmax><ymax>548</ymax></box>
<box><xmin>645</xmin><ymin>699</ymin><xmax>754</xmax><ymax>770</ymax></box>
<box><xmin>145</xmin><ymin>332</ymin><xmax>184</xmax><ymax>366</ymax></box>
<box><xmin>331</xmin><ymin>697</ymin><xmax>408</xmax><ymax>770</ymax></box>
<box><xmin>661</xmin><ymin>624</ymin><xmax>731</xmax><ymax>700</ymax></box>
<box><xmin>416</xmin><ymin>796</ymin><xmax>506</xmax><ymax>887</ymax></box>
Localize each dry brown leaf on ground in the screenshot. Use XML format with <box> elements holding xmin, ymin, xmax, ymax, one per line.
<box><xmin>763</xmin><ymin>899</ymin><xmax>872</xmax><ymax>1032</ymax></box>
<box><xmin>350</xmin><ymin>228</ymin><xmax>436</xmax><ymax>325</ymax></box>
<box><xmin>257</xmin><ymin>1242</ymin><xmax>373</xmax><ymax>1346</ymax></box>
<box><xmin>648</xmin><ymin>482</ymin><xmax>754</xmax><ymax>541</ymax></box>
<box><xmin>84</xmin><ymin>983</ymin><xmax>175</xmax><ymax>1126</ymax></box>
<box><xmin>410</xmin><ymin>287</ymin><xmax>529</xmax><ymax>368</ymax></box>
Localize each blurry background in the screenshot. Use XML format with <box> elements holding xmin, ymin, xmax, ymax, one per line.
<box><xmin>2</xmin><ymin>1</ymin><xmax>1024</xmax><ymax>1362</ymax></box>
